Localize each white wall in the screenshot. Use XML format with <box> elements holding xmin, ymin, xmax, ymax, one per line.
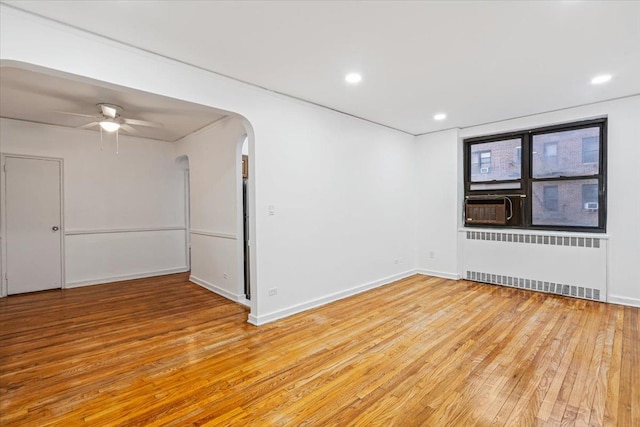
<box><xmin>414</xmin><ymin>129</ymin><xmax>461</xmax><ymax>279</ymax></box>
<box><xmin>0</xmin><ymin>118</ymin><xmax>188</xmax><ymax>288</ymax></box>
<box><xmin>251</xmin><ymin>102</ymin><xmax>416</xmax><ymax>324</ymax></box>
<box><xmin>415</xmin><ymin>96</ymin><xmax>640</xmax><ymax>307</ymax></box>
<box><xmin>0</xmin><ymin>6</ymin><xmax>417</xmax><ymax>322</ymax></box>
<box><xmin>174</xmin><ymin>117</ymin><xmax>247</xmax><ymax>302</ymax></box>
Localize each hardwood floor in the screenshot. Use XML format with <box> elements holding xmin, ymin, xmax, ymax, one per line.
<box><xmin>0</xmin><ymin>273</ymin><xmax>638</xmax><ymax>426</ymax></box>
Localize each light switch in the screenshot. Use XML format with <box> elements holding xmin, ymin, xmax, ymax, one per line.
<box><xmin>268</xmin><ymin>205</ymin><xmax>275</xmax><ymax>216</ymax></box>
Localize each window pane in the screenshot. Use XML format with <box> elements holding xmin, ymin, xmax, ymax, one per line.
<box><xmin>532</xmin><ymin>179</ymin><xmax>599</xmax><ymax>227</ymax></box>
<box><xmin>532</xmin><ymin>127</ymin><xmax>600</xmax><ymax>178</ymax></box>
<box><xmin>470</xmin><ymin>138</ymin><xmax>521</xmax><ymax>182</ymax></box>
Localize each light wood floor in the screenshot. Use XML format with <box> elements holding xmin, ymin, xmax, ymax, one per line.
<box><xmin>0</xmin><ymin>273</ymin><xmax>638</xmax><ymax>426</ymax></box>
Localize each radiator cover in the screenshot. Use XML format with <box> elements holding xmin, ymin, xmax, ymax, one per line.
<box><xmin>462</xmin><ymin>230</ymin><xmax>607</xmax><ymax>302</ymax></box>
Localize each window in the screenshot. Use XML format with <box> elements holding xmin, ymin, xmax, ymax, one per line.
<box><xmin>544</xmin><ymin>142</ymin><xmax>557</xmax><ymax>158</ymax></box>
<box><xmin>582</xmin><ymin>183</ymin><xmax>598</xmax><ymax>210</ymax></box>
<box><xmin>471</xmin><ymin>150</ymin><xmax>491</xmax><ymax>175</ymax></box>
<box><xmin>541</xmin><ymin>142</ymin><xmax>559</xmax><ymax>173</ymax></box>
<box><xmin>582</xmin><ymin>136</ymin><xmax>599</xmax><ymax>164</ymax></box>
<box><xmin>464</xmin><ymin>118</ymin><xmax>606</xmax><ymax>232</ymax></box>
<box><xmin>543</xmin><ymin>186</ymin><xmax>558</xmax><ymax>212</ymax></box>
<box><xmin>479</xmin><ymin>151</ymin><xmax>491</xmax><ymax>173</ymax></box>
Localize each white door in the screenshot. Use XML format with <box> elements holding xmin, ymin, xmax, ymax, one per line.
<box><xmin>5</xmin><ymin>156</ymin><xmax>62</xmax><ymax>294</ymax></box>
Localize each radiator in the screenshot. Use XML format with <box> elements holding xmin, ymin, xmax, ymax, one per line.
<box><xmin>462</xmin><ymin>230</ymin><xmax>607</xmax><ymax>302</ymax></box>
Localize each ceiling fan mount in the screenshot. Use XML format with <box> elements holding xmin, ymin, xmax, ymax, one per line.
<box><xmin>97</xmin><ymin>103</ymin><xmax>123</xmax><ymax>120</ymax></box>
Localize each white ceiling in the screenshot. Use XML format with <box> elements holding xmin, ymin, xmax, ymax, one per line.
<box><xmin>0</xmin><ymin>67</ymin><xmax>227</xmax><ymax>142</ymax></box>
<box><xmin>2</xmin><ymin>1</ymin><xmax>640</xmax><ymax>135</ymax></box>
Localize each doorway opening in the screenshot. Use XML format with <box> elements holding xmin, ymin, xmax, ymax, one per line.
<box><xmin>176</xmin><ymin>155</ymin><xmax>191</xmax><ymax>271</ymax></box>
<box><xmin>241</xmin><ymin>136</ymin><xmax>250</xmax><ymax>300</ymax></box>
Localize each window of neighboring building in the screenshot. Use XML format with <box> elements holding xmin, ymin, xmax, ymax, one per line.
<box><xmin>480</xmin><ymin>151</ymin><xmax>491</xmax><ymax>172</ymax></box>
<box><xmin>464</xmin><ymin>118</ymin><xmax>606</xmax><ymax>232</ymax></box>
<box><xmin>582</xmin><ymin>136</ymin><xmax>599</xmax><ymax>164</ymax></box>
<box><xmin>582</xmin><ymin>183</ymin><xmax>599</xmax><ymax>208</ymax></box>
<box><xmin>544</xmin><ymin>142</ymin><xmax>558</xmax><ymax>159</ymax></box>
<box><xmin>543</xmin><ymin>185</ymin><xmax>559</xmax><ymax>212</ymax></box>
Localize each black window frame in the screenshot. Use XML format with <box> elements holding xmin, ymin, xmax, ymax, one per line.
<box><xmin>464</xmin><ymin>118</ymin><xmax>607</xmax><ymax>233</ymax></box>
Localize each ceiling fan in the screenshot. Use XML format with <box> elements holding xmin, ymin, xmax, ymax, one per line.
<box><xmin>57</xmin><ymin>103</ymin><xmax>163</xmax><ymax>135</ymax></box>
<box><xmin>55</xmin><ymin>103</ymin><xmax>163</xmax><ymax>153</ymax></box>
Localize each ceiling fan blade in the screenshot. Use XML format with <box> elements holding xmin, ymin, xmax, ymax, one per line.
<box><xmin>78</xmin><ymin>121</ymin><xmax>99</xmax><ymax>129</ymax></box>
<box><xmin>123</xmin><ymin>118</ymin><xmax>164</xmax><ymax>128</ymax></box>
<box><xmin>100</xmin><ymin>104</ymin><xmax>118</xmax><ymax>118</ymax></box>
<box><xmin>54</xmin><ymin>111</ymin><xmax>97</xmax><ymax>118</ymax></box>
<box><xmin>120</xmin><ymin>123</ymin><xmax>141</xmax><ymax>135</ymax></box>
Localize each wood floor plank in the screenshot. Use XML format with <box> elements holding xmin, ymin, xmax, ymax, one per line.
<box><xmin>618</xmin><ymin>307</ymin><xmax>638</xmax><ymax>426</ymax></box>
<box><xmin>1</xmin><ymin>273</ymin><xmax>638</xmax><ymax>426</ymax></box>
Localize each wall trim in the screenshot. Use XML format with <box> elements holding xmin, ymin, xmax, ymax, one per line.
<box><xmin>65</xmin><ymin>226</ymin><xmax>186</xmax><ymax>236</ymax></box>
<box><xmin>65</xmin><ymin>267</ymin><xmax>188</xmax><ymax>288</ymax></box>
<box><xmin>189</xmin><ymin>275</ymin><xmax>246</xmax><ymax>303</ymax></box>
<box><xmin>415</xmin><ymin>269</ymin><xmax>461</xmax><ymax>280</ymax></box>
<box><xmin>608</xmin><ymin>294</ymin><xmax>640</xmax><ymax>308</ymax></box>
<box><xmin>190</xmin><ymin>229</ymin><xmax>236</xmax><ymax>240</ymax></box>
<box><xmin>248</xmin><ymin>269</ymin><xmax>418</xmax><ymax>326</ymax></box>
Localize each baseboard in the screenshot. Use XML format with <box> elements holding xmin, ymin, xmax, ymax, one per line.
<box><xmin>189</xmin><ymin>275</ymin><xmax>246</xmax><ymax>303</ymax></box>
<box><xmin>608</xmin><ymin>294</ymin><xmax>640</xmax><ymax>308</ymax></box>
<box><xmin>236</xmin><ymin>297</ymin><xmax>251</xmax><ymax>308</ymax></box>
<box><xmin>249</xmin><ymin>269</ymin><xmax>418</xmax><ymax>326</ymax></box>
<box><xmin>415</xmin><ymin>269</ymin><xmax>461</xmax><ymax>280</ymax></box>
<box><xmin>65</xmin><ymin>267</ymin><xmax>189</xmax><ymax>288</ymax></box>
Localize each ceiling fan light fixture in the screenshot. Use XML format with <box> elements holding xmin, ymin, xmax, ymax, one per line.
<box><xmin>99</xmin><ymin>119</ymin><xmax>121</xmax><ymax>132</ymax></box>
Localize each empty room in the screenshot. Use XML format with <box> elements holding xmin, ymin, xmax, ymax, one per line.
<box><xmin>0</xmin><ymin>1</ymin><xmax>638</xmax><ymax>426</ymax></box>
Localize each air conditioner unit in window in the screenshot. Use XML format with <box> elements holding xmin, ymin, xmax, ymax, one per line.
<box><xmin>584</xmin><ymin>202</ymin><xmax>599</xmax><ymax>210</ymax></box>
<box><xmin>465</xmin><ymin>197</ymin><xmax>510</xmax><ymax>225</ymax></box>
<box><xmin>480</xmin><ymin>167</ymin><xmax>490</xmax><ymax>174</ymax></box>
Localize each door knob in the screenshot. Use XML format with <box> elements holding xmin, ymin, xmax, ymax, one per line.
<box><xmin>52</xmin><ymin>226</ymin><xmax>59</xmax><ymax>231</ymax></box>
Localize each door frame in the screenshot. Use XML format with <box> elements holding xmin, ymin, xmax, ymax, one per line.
<box><xmin>1</xmin><ymin>153</ymin><xmax>65</xmax><ymax>297</ymax></box>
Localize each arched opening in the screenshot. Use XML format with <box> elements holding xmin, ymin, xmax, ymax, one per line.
<box><xmin>1</xmin><ymin>62</ymin><xmax>258</xmax><ymax>320</ymax></box>
<box><xmin>174</xmin><ymin>115</ymin><xmax>255</xmax><ymax>310</ymax></box>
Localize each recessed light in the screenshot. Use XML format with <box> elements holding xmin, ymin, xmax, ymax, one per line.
<box><xmin>345</xmin><ymin>73</ymin><xmax>362</xmax><ymax>84</ymax></box>
<box><xmin>433</xmin><ymin>113</ymin><xmax>447</xmax><ymax>121</ymax></box>
<box><xmin>591</xmin><ymin>74</ymin><xmax>612</xmax><ymax>85</ymax></box>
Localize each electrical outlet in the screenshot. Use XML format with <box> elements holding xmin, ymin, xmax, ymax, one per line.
<box><xmin>268</xmin><ymin>287</ymin><xmax>278</xmax><ymax>296</ymax></box>
<box><xmin>223</xmin><ymin>273</ymin><xmax>228</xmax><ymax>279</ymax></box>
<box><xmin>394</xmin><ymin>259</ymin><xmax>399</xmax><ymax>265</ymax></box>
<box><xmin>429</xmin><ymin>251</ymin><xmax>435</xmax><ymax>259</ymax></box>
